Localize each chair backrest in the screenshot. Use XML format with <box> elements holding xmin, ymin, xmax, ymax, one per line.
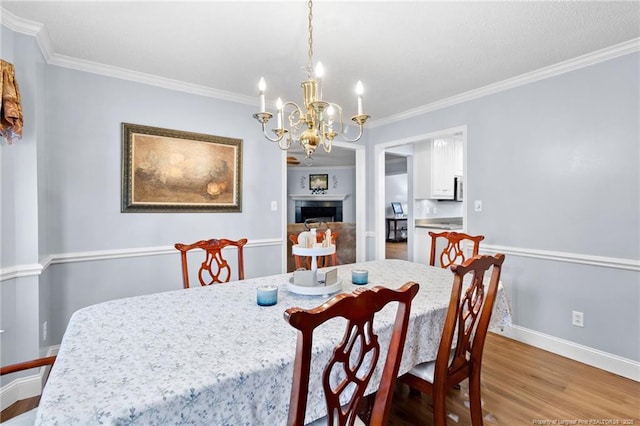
<box><xmin>285</xmin><ymin>282</ymin><xmax>420</xmax><ymax>426</ymax></box>
<box><xmin>174</xmin><ymin>238</ymin><xmax>247</xmax><ymax>289</ymax></box>
<box><xmin>1</xmin><ymin>356</ymin><xmax>56</xmax><ymax>422</ymax></box>
<box><xmin>434</xmin><ymin>253</ymin><xmax>505</xmax><ymax>388</ymax></box>
<box><xmin>289</xmin><ymin>231</ymin><xmax>338</xmax><ymax>269</ymax></box>
<box><xmin>428</xmin><ymin>231</ymin><xmax>485</xmax><ymax>268</ymax></box>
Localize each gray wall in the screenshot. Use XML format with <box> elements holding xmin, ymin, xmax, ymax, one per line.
<box><xmin>286</xmin><ymin>166</ymin><xmax>356</xmax><ymax>223</ymax></box>
<box><xmin>1</xmin><ymin>29</ymin><xmax>285</xmax><ymax>364</ymax></box>
<box><xmin>1</xmin><ymin>27</ymin><xmax>46</xmax><ymax>376</ymax></box>
<box><xmin>385</xmin><ymin>173</ymin><xmax>408</xmax><ymax>218</ymax></box>
<box><xmin>369</xmin><ymin>52</ymin><xmax>640</xmax><ymax>361</ymax></box>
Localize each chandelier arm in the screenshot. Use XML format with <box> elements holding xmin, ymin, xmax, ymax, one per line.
<box><xmin>260</xmin><ymin>123</ymin><xmax>287</xmax><ymax>143</ymax></box>
<box><xmin>339</xmin><ymin>122</ymin><xmax>365</xmax><ymax>143</ymax></box>
<box><xmin>282</xmin><ymin>101</ymin><xmax>305</xmax><ymax>127</ymax></box>
<box><xmin>277</xmin><ymin>136</ymin><xmax>292</xmax><ymax>150</ymax></box>
<box><xmin>321</xmin><ymin>139</ymin><xmax>333</xmax><ymax>153</ymax></box>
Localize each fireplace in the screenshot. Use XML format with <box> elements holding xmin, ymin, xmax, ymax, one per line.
<box><xmin>295</xmin><ymin>200</ymin><xmax>343</xmax><ymax>223</ymax></box>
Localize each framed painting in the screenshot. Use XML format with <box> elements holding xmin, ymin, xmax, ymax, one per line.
<box><xmin>121</xmin><ymin>123</ymin><xmax>242</xmax><ymax>212</ymax></box>
<box><xmin>309</xmin><ymin>174</ymin><xmax>328</xmax><ymax>191</ymax></box>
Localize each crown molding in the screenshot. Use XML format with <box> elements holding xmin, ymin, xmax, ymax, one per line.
<box><xmin>370</xmin><ymin>37</ymin><xmax>640</xmax><ymax>128</ymax></box>
<box><xmin>1</xmin><ymin>7</ymin><xmax>54</xmax><ymax>62</ymax></box>
<box><xmin>3</xmin><ymin>7</ymin><xmax>639</xmax><ymax>130</ymax></box>
<box><xmin>0</xmin><ymin>6</ymin><xmax>256</xmax><ymax>106</ymax></box>
<box><xmin>47</xmin><ymin>54</ymin><xmax>256</xmax><ymax>105</ymax></box>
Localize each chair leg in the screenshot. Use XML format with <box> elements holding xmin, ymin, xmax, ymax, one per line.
<box><xmin>468</xmin><ymin>372</ymin><xmax>484</xmax><ymax>426</ymax></box>
<box><xmin>432</xmin><ymin>388</ymin><xmax>448</xmax><ymax>426</ymax></box>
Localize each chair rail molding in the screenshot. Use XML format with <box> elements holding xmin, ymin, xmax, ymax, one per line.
<box><xmin>0</xmin><ymin>238</ymin><xmax>282</xmax><ymax>282</ymax></box>
<box><xmin>479</xmin><ymin>244</ymin><xmax>640</xmax><ymax>271</ymax></box>
<box><xmin>2</xmin><ymin>240</ymin><xmax>636</xmax><ymax>283</ymax></box>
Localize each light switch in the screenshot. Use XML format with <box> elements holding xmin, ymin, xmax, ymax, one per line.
<box><xmin>474</xmin><ymin>200</ymin><xmax>483</xmax><ymax>212</ymax></box>
<box><xmin>271</xmin><ymin>201</ymin><xmax>277</xmax><ymax>211</ymax></box>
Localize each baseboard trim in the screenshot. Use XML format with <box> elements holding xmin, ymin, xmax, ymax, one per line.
<box><xmin>0</xmin><ymin>345</ymin><xmax>59</xmax><ymax>411</ymax></box>
<box><xmin>496</xmin><ymin>325</ymin><xmax>639</xmax><ymax>382</ymax></box>
<box><xmin>0</xmin><ymin>372</ymin><xmax>41</xmax><ymax>411</ymax></box>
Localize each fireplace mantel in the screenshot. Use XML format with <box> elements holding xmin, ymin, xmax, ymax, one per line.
<box><xmin>289</xmin><ymin>194</ymin><xmax>348</xmax><ymax>201</ymax></box>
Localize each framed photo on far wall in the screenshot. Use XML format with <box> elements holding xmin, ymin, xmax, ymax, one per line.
<box><xmin>309</xmin><ymin>174</ymin><xmax>328</xmax><ymax>191</ymax></box>
<box><xmin>121</xmin><ymin>123</ymin><xmax>242</xmax><ymax>213</ymax></box>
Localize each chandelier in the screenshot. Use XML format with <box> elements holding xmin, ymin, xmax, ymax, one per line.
<box><xmin>252</xmin><ymin>0</ymin><xmax>369</xmax><ymax>163</ymax></box>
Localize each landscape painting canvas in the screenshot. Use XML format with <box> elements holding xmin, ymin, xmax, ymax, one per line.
<box><xmin>122</xmin><ymin>123</ymin><xmax>242</xmax><ymax>212</ymax></box>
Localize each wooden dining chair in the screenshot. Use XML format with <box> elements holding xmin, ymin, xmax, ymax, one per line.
<box><xmin>1</xmin><ymin>356</ymin><xmax>56</xmax><ymax>424</ymax></box>
<box><xmin>399</xmin><ymin>253</ymin><xmax>505</xmax><ymax>426</ymax></box>
<box><xmin>174</xmin><ymin>238</ymin><xmax>248</xmax><ymax>289</ymax></box>
<box><xmin>429</xmin><ymin>231</ymin><xmax>485</xmax><ymax>268</ymax></box>
<box><xmin>289</xmin><ymin>230</ymin><xmax>338</xmax><ymax>269</ymax></box>
<box><xmin>285</xmin><ymin>281</ymin><xmax>420</xmax><ymax>426</ymax></box>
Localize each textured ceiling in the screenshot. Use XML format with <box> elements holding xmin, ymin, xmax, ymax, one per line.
<box><xmin>2</xmin><ymin>1</ymin><xmax>639</xmax><ymax>166</ymax></box>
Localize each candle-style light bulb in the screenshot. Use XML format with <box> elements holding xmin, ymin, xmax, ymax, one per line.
<box><xmin>258</xmin><ymin>77</ymin><xmax>266</xmax><ymax>112</ymax></box>
<box><xmin>326</xmin><ymin>105</ymin><xmax>335</xmax><ymax>131</ymax></box>
<box><xmin>315</xmin><ymin>62</ymin><xmax>324</xmax><ymax>100</ymax></box>
<box><xmin>276</xmin><ymin>97</ymin><xmax>283</xmax><ymax>128</ymax></box>
<box><xmin>356</xmin><ymin>80</ymin><xmax>364</xmax><ymax>115</ymax></box>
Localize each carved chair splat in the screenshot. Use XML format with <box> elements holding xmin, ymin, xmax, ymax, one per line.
<box><xmin>174</xmin><ymin>238</ymin><xmax>247</xmax><ymax>289</ymax></box>
<box><xmin>285</xmin><ymin>282</ymin><xmax>420</xmax><ymax>426</ymax></box>
<box><xmin>429</xmin><ymin>231</ymin><xmax>485</xmax><ymax>268</ymax></box>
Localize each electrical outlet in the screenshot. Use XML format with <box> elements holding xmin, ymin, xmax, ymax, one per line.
<box><xmin>42</xmin><ymin>321</ymin><xmax>48</xmax><ymax>341</ymax></box>
<box><xmin>474</xmin><ymin>200</ymin><xmax>483</xmax><ymax>212</ymax></box>
<box><xmin>572</xmin><ymin>311</ymin><xmax>584</xmax><ymax>327</ymax></box>
<box><xmin>270</xmin><ymin>201</ymin><xmax>277</xmax><ymax>211</ymax></box>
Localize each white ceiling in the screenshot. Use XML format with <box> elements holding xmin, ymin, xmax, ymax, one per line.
<box><xmin>2</xmin><ymin>1</ymin><xmax>639</xmax><ymax>167</ymax></box>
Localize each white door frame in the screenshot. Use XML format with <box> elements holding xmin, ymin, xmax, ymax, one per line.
<box><xmin>282</xmin><ymin>141</ymin><xmax>366</xmax><ymax>272</ymax></box>
<box><xmin>374</xmin><ymin>125</ymin><xmax>467</xmax><ymax>260</ymax></box>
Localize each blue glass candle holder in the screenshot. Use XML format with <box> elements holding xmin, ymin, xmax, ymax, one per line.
<box><xmin>351</xmin><ymin>269</ymin><xmax>369</xmax><ymax>285</ymax></box>
<box><xmin>256</xmin><ymin>286</ymin><xmax>278</xmax><ymax>306</ymax></box>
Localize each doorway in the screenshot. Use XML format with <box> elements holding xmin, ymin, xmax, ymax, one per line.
<box><xmin>384</xmin><ymin>152</ymin><xmax>410</xmax><ymax>260</ymax></box>
<box><xmin>283</xmin><ymin>142</ymin><xmax>366</xmax><ymax>272</ymax></box>
<box><xmin>374</xmin><ymin>125</ymin><xmax>467</xmax><ymax>261</ymax></box>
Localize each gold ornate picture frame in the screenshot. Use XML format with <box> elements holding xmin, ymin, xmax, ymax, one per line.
<box><xmin>121</xmin><ymin>123</ymin><xmax>242</xmax><ymax>213</ymax></box>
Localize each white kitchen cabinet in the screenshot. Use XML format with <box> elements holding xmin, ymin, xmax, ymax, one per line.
<box><xmin>453</xmin><ymin>138</ymin><xmax>463</xmax><ymax>177</ymax></box>
<box><xmin>414</xmin><ymin>137</ymin><xmax>462</xmax><ymax>200</ymax></box>
<box><xmin>431</xmin><ymin>138</ymin><xmax>455</xmax><ymax>199</ymax></box>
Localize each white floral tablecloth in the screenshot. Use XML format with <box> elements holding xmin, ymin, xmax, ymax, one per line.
<box><xmin>36</xmin><ymin>259</ymin><xmax>512</xmax><ymax>425</ymax></box>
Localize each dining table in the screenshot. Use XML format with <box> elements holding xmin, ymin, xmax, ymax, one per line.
<box><xmin>35</xmin><ymin>259</ymin><xmax>512</xmax><ymax>425</ymax></box>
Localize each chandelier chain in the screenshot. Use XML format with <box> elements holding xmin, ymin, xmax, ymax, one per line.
<box><xmin>307</xmin><ymin>0</ymin><xmax>314</xmax><ymax>78</ymax></box>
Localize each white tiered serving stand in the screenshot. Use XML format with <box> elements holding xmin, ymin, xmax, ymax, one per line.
<box><xmin>289</xmin><ymin>244</ymin><xmax>342</xmax><ymax>296</ymax></box>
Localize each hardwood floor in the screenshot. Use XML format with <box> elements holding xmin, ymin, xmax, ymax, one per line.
<box><xmin>4</xmin><ymin>333</ymin><xmax>638</xmax><ymax>424</ymax></box>
<box><xmin>386</xmin><ymin>241</ymin><xmax>408</xmax><ymax>260</ymax></box>
<box><xmin>388</xmin><ymin>333</ymin><xmax>640</xmax><ymax>425</ymax></box>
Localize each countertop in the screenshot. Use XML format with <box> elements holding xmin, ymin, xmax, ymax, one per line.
<box><xmin>415</xmin><ymin>217</ymin><xmax>463</xmax><ymax>230</ymax></box>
